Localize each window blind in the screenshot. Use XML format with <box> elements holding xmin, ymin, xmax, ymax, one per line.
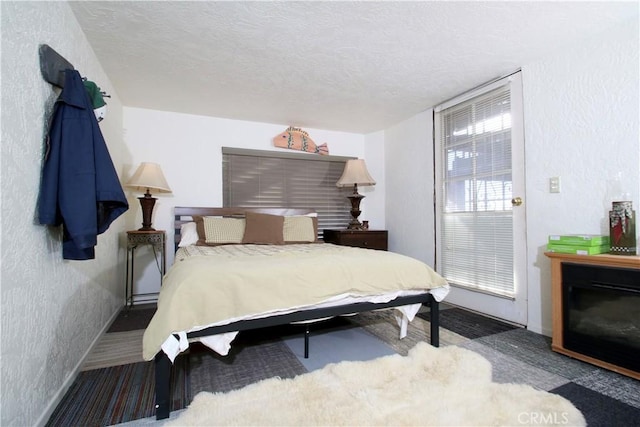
<box><xmin>222</xmin><ymin>148</ymin><xmax>354</xmax><ymax>235</ymax></box>
<box><xmin>438</xmin><ymin>86</ymin><xmax>515</xmax><ymax>297</ymax></box>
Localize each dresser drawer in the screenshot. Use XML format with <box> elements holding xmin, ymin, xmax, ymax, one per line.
<box><xmin>323</xmin><ymin>229</ymin><xmax>388</xmax><ymax>251</ymax></box>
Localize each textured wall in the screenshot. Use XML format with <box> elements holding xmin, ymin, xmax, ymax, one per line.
<box><xmin>1</xmin><ymin>3</ymin><xmax>127</xmax><ymax>426</ymax></box>
<box><xmin>522</xmin><ymin>16</ymin><xmax>639</xmax><ymax>335</ymax></box>
<box><xmin>384</xmin><ymin>15</ymin><xmax>639</xmax><ymax>336</ymax></box>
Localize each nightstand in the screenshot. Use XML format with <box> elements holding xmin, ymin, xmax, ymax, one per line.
<box><xmin>125</xmin><ymin>230</ymin><xmax>166</xmax><ymax>307</ymax></box>
<box><xmin>323</xmin><ymin>229</ymin><xmax>388</xmax><ymax>251</ymax></box>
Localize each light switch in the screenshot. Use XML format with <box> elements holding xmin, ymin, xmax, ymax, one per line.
<box><xmin>550</xmin><ymin>176</ymin><xmax>561</xmax><ymax>193</ymax></box>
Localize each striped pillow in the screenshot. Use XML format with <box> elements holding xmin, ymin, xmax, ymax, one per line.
<box><xmin>194</xmin><ymin>216</ymin><xmax>246</xmax><ymax>245</ymax></box>
<box><xmin>283</xmin><ymin>215</ymin><xmax>317</xmax><ymax>243</ymax></box>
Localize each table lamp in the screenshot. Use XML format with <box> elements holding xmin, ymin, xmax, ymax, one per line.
<box><xmin>126</xmin><ymin>162</ymin><xmax>172</xmax><ymax>231</ymax></box>
<box><xmin>336</xmin><ymin>159</ymin><xmax>376</xmax><ymax>230</ymax></box>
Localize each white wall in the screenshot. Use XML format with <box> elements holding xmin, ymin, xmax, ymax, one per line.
<box><xmin>522</xmin><ymin>16</ymin><xmax>639</xmax><ymax>335</ymax></box>
<box><xmin>382</xmin><ymin>110</ymin><xmax>436</xmax><ymax>265</ymax></box>
<box><xmin>122</xmin><ymin>108</ymin><xmax>376</xmax><ymax>295</ymax></box>
<box><xmin>363</xmin><ymin>130</ymin><xmax>386</xmax><ymax>230</ymax></box>
<box><xmin>1</xmin><ymin>2</ymin><xmax>128</xmax><ymax>426</ymax></box>
<box><xmin>384</xmin><ymin>16</ymin><xmax>639</xmax><ymax>336</ymax></box>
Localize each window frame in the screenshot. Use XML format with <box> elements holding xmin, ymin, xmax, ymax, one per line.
<box><xmin>435</xmin><ymin>79</ymin><xmax>516</xmax><ymax>298</ymax></box>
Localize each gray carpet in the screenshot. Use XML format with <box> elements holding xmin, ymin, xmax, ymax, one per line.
<box><xmin>107</xmin><ymin>304</ymin><xmax>156</xmax><ymax>333</ymax></box>
<box><xmin>189</xmin><ymin>339</ymin><xmax>306</xmax><ymax>395</ymax></box>
<box><xmin>50</xmin><ymin>304</ymin><xmax>640</xmax><ymax>427</ymax></box>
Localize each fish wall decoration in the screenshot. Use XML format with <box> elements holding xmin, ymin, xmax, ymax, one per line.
<box><xmin>273</xmin><ymin>126</ymin><xmax>329</xmax><ymax>155</ymax></box>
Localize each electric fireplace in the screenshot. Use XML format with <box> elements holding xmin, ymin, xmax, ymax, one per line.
<box><xmin>562</xmin><ymin>263</ymin><xmax>640</xmax><ymax>372</ymax></box>
<box><xmin>546</xmin><ymin>252</ymin><xmax>640</xmax><ymax>380</ymax></box>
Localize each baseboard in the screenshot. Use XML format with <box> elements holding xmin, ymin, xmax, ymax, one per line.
<box><xmin>527</xmin><ymin>322</ymin><xmax>552</xmax><ymax>338</ymax></box>
<box><xmin>34</xmin><ymin>306</ymin><xmax>122</xmax><ymax>427</ymax></box>
<box><xmin>441</xmin><ymin>302</ymin><xmax>525</xmax><ymax>328</ymax></box>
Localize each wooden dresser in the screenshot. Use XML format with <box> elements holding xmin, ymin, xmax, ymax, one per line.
<box><xmin>323</xmin><ymin>229</ymin><xmax>388</xmax><ymax>251</ymax></box>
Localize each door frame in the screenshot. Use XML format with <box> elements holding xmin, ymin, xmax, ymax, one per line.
<box><xmin>434</xmin><ymin>71</ymin><xmax>528</xmax><ymax>326</ymax></box>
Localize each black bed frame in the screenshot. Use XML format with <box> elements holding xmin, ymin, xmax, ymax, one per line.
<box><xmin>153</xmin><ymin>207</ymin><xmax>441</xmax><ymax>420</ymax></box>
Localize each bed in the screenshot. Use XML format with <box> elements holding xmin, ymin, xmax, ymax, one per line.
<box><xmin>147</xmin><ymin>207</ymin><xmax>450</xmax><ymax>420</ymax></box>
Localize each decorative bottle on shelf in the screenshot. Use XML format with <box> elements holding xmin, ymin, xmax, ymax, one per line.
<box><xmin>609</xmin><ymin>201</ymin><xmax>636</xmax><ymax>255</ymax></box>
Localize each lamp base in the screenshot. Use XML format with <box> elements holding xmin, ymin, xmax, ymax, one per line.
<box><xmin>346</xmin><ymin>193</ymin><xmax>364</xmax><ymax>230</ymax></box>
<box><xmin>347</xmin><ymin>221</ymin><xmax>365</xmax><ymax>230</ymax></box>
<box><xmin>138</xmin><ymin>194</ymin><xmax>157</xmax><ymax>231</ymax></box>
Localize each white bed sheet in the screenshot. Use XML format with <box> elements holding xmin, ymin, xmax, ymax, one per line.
<box><xmin>162</xmin><ymin>288</ymin><xmax>448</xmax><ymax>362</ymax></box>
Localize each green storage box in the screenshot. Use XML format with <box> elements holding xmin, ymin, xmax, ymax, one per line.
<box><xmin>546</xmin><ymin>243</ymin><xmax>610</xmax><ymax>255</ymax></box>
<box><xmin>547</xmin><ymin>235</ymin><xmax>610</xmax><ymax>247</ymax></box>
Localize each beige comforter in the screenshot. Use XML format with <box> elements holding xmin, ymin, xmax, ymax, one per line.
<box><xmin>143</xmin><ymin>243</ymin><xmax>449</xmax><ymax>360</ymax></box>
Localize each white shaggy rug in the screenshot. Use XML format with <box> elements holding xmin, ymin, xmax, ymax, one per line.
<box><xmin>168</xmin><ymin>343</ymin><xmax>585</xmax><ymax>426</ymax></box>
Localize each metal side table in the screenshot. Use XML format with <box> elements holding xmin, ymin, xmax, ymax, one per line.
<box><xmin>125</xmin><ymin>230</ymin><xmax>166</xmax><ymax>307</ymax></box>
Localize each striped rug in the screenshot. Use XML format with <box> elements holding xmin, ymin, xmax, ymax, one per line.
<box><xmin>46</xmin><ymin>355</ymin><xmax>189</xmax><ymax>426</ymax></box>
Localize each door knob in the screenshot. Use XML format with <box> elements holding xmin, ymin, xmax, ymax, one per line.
<box><xmin>511</xmin><ymin>197</ymin><xmax>523</xmax><ymax>206</ymax></box>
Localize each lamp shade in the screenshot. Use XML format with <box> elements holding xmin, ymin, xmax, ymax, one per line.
<box><xmin>126</xmin><ymin>162</ymin><xmax>172</xmax><ymax>194</ymax></box>
<box><xmin>336</xmin><ymin>159</ymin><xmax>376</xmax><ymax>187</ymax></box>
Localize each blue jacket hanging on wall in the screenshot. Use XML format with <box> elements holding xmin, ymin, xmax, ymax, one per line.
<box><xmin>38</xmin><ymin>69</ymin><xmax>128</xmax><ymax>260</ymax></box>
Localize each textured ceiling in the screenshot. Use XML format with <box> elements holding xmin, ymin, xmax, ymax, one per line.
<box><xmin>70</xmin><ymin>1</ymin><xmax>637</xmax><ymax>133</ymax></box>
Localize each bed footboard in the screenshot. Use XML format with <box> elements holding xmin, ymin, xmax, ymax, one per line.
<box><xmin>154</xmin><ymin>295</ymin><xmax>440</xmax><ymax>420</ymax></box>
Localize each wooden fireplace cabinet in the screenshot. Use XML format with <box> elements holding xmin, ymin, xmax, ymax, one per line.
<box><xmin>545</xmin><ymin>252</ymin><xmax>640</xmax><ymax>380</ymax></box>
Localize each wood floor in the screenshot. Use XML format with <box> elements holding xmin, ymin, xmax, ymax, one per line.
<box><xmin>81</xmin><ymin>329</ymin><xmax>145</xmax><ymax>371</ymax></box>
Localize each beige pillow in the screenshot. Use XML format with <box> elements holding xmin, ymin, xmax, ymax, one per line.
<box><xmin>283</xmin><ymin>215</ymin><xmax>318</xmax><ymax>243</ymax></box>
<box><xmin>193</xmin><ymin>215</ymin><xmax>246</xmax><ymax>246</ymax></box>
<box><xmin>242</xmin><ymin>212</ymin><xmax>285</xmax><ymax>245</ymax></box>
